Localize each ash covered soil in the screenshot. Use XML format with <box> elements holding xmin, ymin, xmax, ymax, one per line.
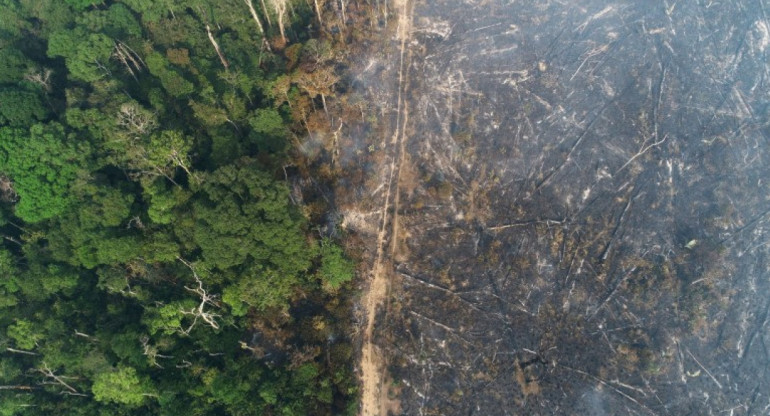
<box><xmin>338</xmin><ymin>0</ymin><xmax>770</xmax><ymax>414</ymax></box>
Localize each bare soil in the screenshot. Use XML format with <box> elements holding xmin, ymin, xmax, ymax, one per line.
<box><xmin>357</xmin><ymin>0</ymin><xmax>415</xmax><ymax>414</ymax></box>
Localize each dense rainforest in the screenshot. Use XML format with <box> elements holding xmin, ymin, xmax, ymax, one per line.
<box><xmin>0</xmin><ymin>0</ymin><xmax>360</xmax><ymax>414</ymax></box>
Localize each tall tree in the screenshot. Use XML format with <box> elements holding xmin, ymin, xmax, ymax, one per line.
<box><xmin>0</xmin><ymin>123</ymin><xmax>89</xmax><ymax>223</ymax></box>
<box><xmin>48</xmin><ymin>29</ymin><xmax>115</xmax><ymax>82</ymax></box>
<box><xmin>91</xmin><ymin>366</ymin><xmax>156</xmax><ymax>407</ymax></box>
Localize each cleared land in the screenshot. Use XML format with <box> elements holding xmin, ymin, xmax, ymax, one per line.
<box><xmin>342</xmin><ymin>0</ymin><xmax>770</xmax><ymax>414</ymax></box>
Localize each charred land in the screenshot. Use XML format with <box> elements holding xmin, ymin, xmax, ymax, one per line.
<box><xmin>328</xmin><ymin>0</ymin><xmax>770</xmax><ymax>415</ymax></box>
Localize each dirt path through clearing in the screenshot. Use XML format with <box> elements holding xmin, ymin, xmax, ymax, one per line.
<box><xmin>359</xmin><ymin>0</ymin><xmax>414</xmax><ymax>415</ymax></box>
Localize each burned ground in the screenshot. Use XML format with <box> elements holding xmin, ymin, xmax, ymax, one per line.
<box><xmin>336</xmin><ymin>0</ymin><xmax>770</xmax><ymax>414</ymax></box>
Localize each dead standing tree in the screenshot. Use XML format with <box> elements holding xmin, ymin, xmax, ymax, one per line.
<box><xmin>37</xmin><ymin>363</ymin><xmax>87</xmax><ymax>397</ymax></box>
<box><xmin>116</xmin><ymin>102</ymin><xmax>157</xmax><ymax>136</ymax></box>
<box><xmin>140</xmin><ymin>336</ymin><xmax>174</xmax><ymax>368</ymax></box>
<box><xmin>244</xmin><ymin>0</ymin><xmax>267</xmax><ymax>36</ymax></box>
<box><xmin>23</xmin><ymin>68</ymin><xmax>53</xmax><ymax>91</ymax></box>
<box><xmin>260</xmin><ymin>0</ymin><xmax>272</xmax><ymax>26</ymax></box>
<box><xmin>244</xmin><ymin>0</ymin><xmax>273</xmax><ymax>51</ymax></box>
<box><xmin>112</xmin><ymin>41</ymin><xmax>145</xmax><ymax>80</ymax></box>
<box><xmin>338</xmin><ymin>0</ymin><xmax>346</xmax><ymax>23</ymax></box>
<box><xmin>176</xmin><ymin>257</ymin><xmax>222</xmax><ymax>335</ymax></box>
<box><xmin>206</xmin><ymin>25</ymin><xmax>230</xmax><ymax>70</ymax></box>
<box><xmin>312</xmin><ymin>0</ymin><xmax>324</xmax><ymax>26</ymax></box>
<box><xmin>269</xmin><ymin>0</ymin><xmax>289</xmax><ymax>45</ymax></box>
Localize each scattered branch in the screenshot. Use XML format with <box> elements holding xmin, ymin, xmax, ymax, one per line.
<box><xmin>563</xmin><ymin>365</ymin><xmax>655</xmax><ymax>415</ymax></box>
<box><xmin>685</xmin><ymin>348</ymin><xmax>722</xmax><ymax>389</ymax></box>
<box><xmin>615</xmin><ymin>134</ymin><xmax>668</xmax><ymax>175</ymax></box>
<box><xmin>488</xmin><ymin>218</ymin><xmax>564</xmax><ymax>231</ymax></box>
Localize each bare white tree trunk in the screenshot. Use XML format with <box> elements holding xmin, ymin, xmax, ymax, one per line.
<box><xmin>314</xmin><ymin>0</ymin><xmax>323</xmax><ymax>26</ymax></box>
<box><xmin>6</xmin><ymin>347</ymin><xmax>38</xmax><ymax>356</ymax></box>
<box><xmin>321</xmin><ymin>93</ymin><xmax>328</xmax><ymax>117</ymax></box>
<box><xmin>38</xmin><ymin>363</ymin><xmax>86</xmax><ymax>396</ymax></box>
<box><xmin>244</xmin><ymin>0</ymin><xmax>266</xmax><ymax>36</ymax></box>
<box><xmin>260</xmin><ymin>0</ymin><xmax>272</xmax><ymax>26</ymax></box>
<box><xmin>24</xmin><ymin>68</ymin><xmax>53</xmax><ymax>91</ymax></box>
<box><xmin>206</xmin><ymin>25</ymin><xmax>230</xmax><ymax>69</ymax></box>
<box><xmin>270</xmin><ymin>0</ymin><xmax>288</xmax><ymax>44</ymax></box>
<box><xmin>177</xmin><ymin>257</ymin><xmax>222</xmax><ymax>334</ymax></box>
<box><xmin>244</xmin><ymin>0</ymin><xmax>272</xmax><ymax>51</ymax></box>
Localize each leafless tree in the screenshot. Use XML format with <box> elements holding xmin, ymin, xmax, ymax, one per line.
<box><xmin>168</xmin><ymin>147</ymin><xmax>195</xmax><ymax>180</ymax></box>
<box><xmin>23</xmin><ymin>68</ymin><xmax>53</xmax><ymax>91</ymax></box>
<box><xmin>112</xmin><ymin>41</ymin><xmax>145</xmax><ymax>80</ymax></box>
<box><xmin>269</xmin><ymin>0</ymin><xmax>288</xmax><ymax>44</ymax></box>
<box><xmin>176</xmin><ymin>257</ymin><xmax>222</xmax><ymax>334</ymax></box>
<box><xmin>206</xmin><ymin>25</ymin><xmax>230</xmax><ymax>70</ymax></box>
<box><xmin>116</xmin><ymin>103</ymin><xmax>157</xmax><ymax>137</ymax></box>
<box><xmin>339</xmin><ymin>0</ymin><xmax>346</xmax><ymax>23</ymax></box>
<box><xmin>244</xmin><ymin>0</ymin><xmax>272</xmax><ymax>51</ymax></box>
<box><xmin>312</xmin><ymin>0</ymin><xmax>324</xmax><ymax>26</ymax></box>
<box><xmin>37</xmin><ymin>363</ymin><xmax>87</xmax><ymax>397</ymax></box>
<box><xmin>260</xmin><ymin>0</ymin><xmax>272</xmax><ymax>26</ymax></box>
<box><xmin>140</xmin><ymin>336</ymin><xmax>174</xmax><ymax>368</ymax></box>
<box><xmin>244</xmin><ymin>0</ymin><xmax>266</xmax><ymax>36</ymax></box>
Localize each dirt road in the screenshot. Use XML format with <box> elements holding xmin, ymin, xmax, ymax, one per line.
<box><xmin>358</xmin><ymin>0</ymin><xmax>414</xmax><ymax>415</ymax></box>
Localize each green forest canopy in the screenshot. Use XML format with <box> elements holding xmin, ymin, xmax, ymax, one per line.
<box><xmin>0</xmin><ymin>0</ymin><xmax>357</xmax><ymax>415</ymax></box>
